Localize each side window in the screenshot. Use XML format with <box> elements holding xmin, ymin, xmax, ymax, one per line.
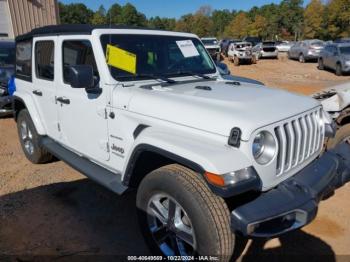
<box><xmin>35</xmin><ymin>41</ymin><xmax>54</xmax><ymax>81</ymax></box>
<box><xmin>62</xmin><ymin>40</ymin><xmax>99</xmax><ymax>84</ymax></box>
<box><xmin>16</xmin><ymin>40</ymin><xmax>32</xmax><ymax>81</ymax></box>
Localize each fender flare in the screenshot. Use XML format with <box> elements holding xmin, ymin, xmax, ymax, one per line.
<box><xmin>13</xmin><ymin>95</ymin><xmax>47</xmax><ymax>135</ymax></box>
<box><xmin>123</xmin><ymin>143</ymin><xmax>205</xmax><ymax>186</ymax></box>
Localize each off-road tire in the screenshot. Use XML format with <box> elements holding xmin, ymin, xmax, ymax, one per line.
<box><xmin>299</xmin><ymin>53</ymin><xmax>305</xmax><ymax>63</ymax></box>
<box><xmin>318</xmin><ymin>58</ymin><xmax>324</xmax><ymax>70</ymax></box>
<box><xmin>234</xmin><ymin>57</ymin><xmax>240</xmax><ymax>66</ymax></box>
<box><xmin>17</xmin><ymin>109</ymin><xmax>53</xmax><ymax>164</ymax></box>
<box><xmin>327</xmin><ymin>124</ymin><xmax>350</xmax><ymax>149</ymax></box>
<box><xmin>136</xmin><ymin>164</ymin><xmax>234</xmax><ymax>260</ymax></box>
<box><xmin>335</xmin><ymin>63</ymin><xmax>343</xmax><ymax>76</ymax></box>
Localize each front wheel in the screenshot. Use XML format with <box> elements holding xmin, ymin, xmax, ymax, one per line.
<box><xmin>336</xmin><ymin>63</ymin><xmax>343</xmax><ymax>76</ymax></box>
<box><xmin>252</xmin><ymin>56</ymin><xmax>257</xmax><ymax>64</ymax></box>
<box><xmin>327</xmin><ymin>124</ymin><xmax>350</xmax><ymax>149</ymax></box>
<box><xmin>299</xmin><ymin>53</ymin><xmax>305</xmax><ymax>63</ymax></box>
<box><xmin>233</xmin><ymin>57</ymin><xmax>240</xmax><ymax>66</ymax></box>
<box><xmin>318</xmin><ymin>58</ymin><xmax>324</xmax><ymax>70</ymax></box>
<box><xmin>136</xmin><ymin>164</ymin><xmax>234</xmax><ymax>260</ymax></box>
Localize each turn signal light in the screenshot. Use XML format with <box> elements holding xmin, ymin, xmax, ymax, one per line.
<box><xmin>204</xmin><ymin>172</ymin><xmax>225</xmax><ymax>187</ymax></box>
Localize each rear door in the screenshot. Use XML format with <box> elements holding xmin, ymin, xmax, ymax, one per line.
<box><xmin>56</xmin><ymin>36</ymin><xmax>109</xmax><ymax>163</ymax></box>
<box><xmin>32</xmin><ymin>37</ymin><xmax>60</xmax><ymax>139</ymax></box>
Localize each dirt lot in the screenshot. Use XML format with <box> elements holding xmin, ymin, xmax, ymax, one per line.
<box><xmin>1</xmin><ymin>56</ymin><xmax>350</xmax><ymax>261</ymax></box>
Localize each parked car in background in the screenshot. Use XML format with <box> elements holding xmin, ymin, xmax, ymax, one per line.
<box><xmin>0</xmin><ymin>40</ymin><xmax>15</xmax><ymax>116</ymax></box>
<box><xmin>318</xmin><ymin>43</ymin><xmax>350</xmax><ymax>76</ymax></box>
<box><xmin>242</xmin><ymin>36</ymin><xmax>262</xmax><ymax>47</ymax></box>
<box><xmin>288</xmin><ymin>40</ymin><xmax>325</xmax><ymax>63</ymax></box>
<box><xmin>227</xmin><ymin>42</ymin><xmax>256</xmax><ymax>66</ymax></box>
<box><xmin>313</xmin><ymin>82</ymin><xmax>350</xmax><ymax>148</ymax></box>
<box><xmin>201</xmin><ymin>37</ymin><xmax>221</xmax><ymax>61</ymax></box>
<box><xmin>221</xmin><ymin>39</ymin><xmax>241</xmax><ymax>57</ymax></box>
<box><xmin>253</xmin><ymin>41</ymin><xmax>278</xmax><ymax>59</ymax></box>
<box><xmin>334</xmin><ymin>38</ymin><xmax>350</xmax><ymax>44</ymax></box>
<box><xmin>215</xmin><ymin>61</ymin><xmax>265</xmax><ymax>85</ymax></box>
<box><xmin>276</xmin><ymin>41</ymin><xmax>293</xmax><ymax>52</ymax></box>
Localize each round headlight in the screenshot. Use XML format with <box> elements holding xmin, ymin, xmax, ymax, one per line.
<box><xmin>252</xmin><ymin>131</ymin><xmax>276</xmax><ymax>165</ymax></box>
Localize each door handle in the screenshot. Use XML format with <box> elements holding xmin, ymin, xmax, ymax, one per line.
<box><xmin>56</xmin><ymin>97</ymin><xmax>70</xmax><ymax>105</ymax></box>
<box><xmin>32</xmin><ymin>90</ymin><xmax>43</xmax><ymax>96</ymax></box>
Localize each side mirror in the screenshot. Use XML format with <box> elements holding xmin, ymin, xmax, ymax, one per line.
<box><xmin>215</xmin><ymin>61</ymin><xmax>230</xmax><ymax>75</ymax></box>
<box><xmin>67</xmin><ymin>65</ymin><xmax>94</xmax><ymax>89</ymax></box>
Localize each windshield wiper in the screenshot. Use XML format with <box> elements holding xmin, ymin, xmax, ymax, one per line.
<box><xmin>135</xmin><ymin>73</ymin><xmax>176</xmax><ymax>84</ymax></box>
<box><xmin>116</xmin><ymin>73</ymin><xmax>176</xmax><ymax>84</ymax></box>
<box><xmin>167</xmin><ymin>70</ymin><xmax>213</xmax><ymax>80</ymax></box>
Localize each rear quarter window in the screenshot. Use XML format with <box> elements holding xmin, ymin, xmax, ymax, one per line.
<box><xmin>16</xmin><ymin>40</ymin><xmax>32</xmax><ymax>82</ymax></box>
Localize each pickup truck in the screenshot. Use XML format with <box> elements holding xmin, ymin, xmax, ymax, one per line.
<box><xmin>13</xmin><ymin>25</ymin><xmax>350</xmax><ymax>260</ymax></box>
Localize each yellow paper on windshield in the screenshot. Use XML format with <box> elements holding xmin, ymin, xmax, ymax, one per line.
<box><xmin>106</xmin><ymin>44</ymin><xmax>136</xmax><ymax>74</ymax></box>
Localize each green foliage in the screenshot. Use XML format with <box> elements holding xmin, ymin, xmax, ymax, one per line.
<box><xmin>59</xmin><ymin>2</ymin><xmax>93</xmax><ymax>24</ymax></box>
<box><xmin>303</xmin><ymin>0</ymin><xmax>324</xmax><ymax>39</ymax></box>
<box><xmin>211</xmin><ymin>9</ymin><xmax>236</xmax><ymax>37</ymax></box>
<box><xmin>223</xmin><ymin>12</ymin><xmax>252</xmax><ymax>38</ymax></box>
<box><xmin>148</xmin><ymin>17</ymin><xmax>176</xmax><ymax>31</ymax></box>
<box><xmin>91</xmin><ymin>5</ymin><xmax>107</xmax><ymax>25</ymax></box>
<box><xmin>58</xmin><ymin>1</ymin><xmax>349</xmax><ymax>40</ymax></box>
<box><xmin>326</xmin><ymin>0</ymin><xmax>350</xmax><ymax>38</ymax></box>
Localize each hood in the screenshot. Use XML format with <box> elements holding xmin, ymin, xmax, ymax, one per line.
<box><xmin>126</xmin><ymin>80</ymin><xmax>320</xmax><ymax>141</ymax></box>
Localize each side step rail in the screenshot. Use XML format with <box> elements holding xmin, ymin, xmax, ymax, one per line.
<box><xmin>41</xmin><ymin>137</ymin><xmax>128</xmax><ymax>195</ymax></box>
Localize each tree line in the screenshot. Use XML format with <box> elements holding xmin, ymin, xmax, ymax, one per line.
<box><xmin>59</xmin><ymin>0</ymin><xmax>350</xmax><ymax>40</ymax></box>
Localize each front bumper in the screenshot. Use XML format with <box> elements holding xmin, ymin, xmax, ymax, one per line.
<box><xmin>231</xmin><ymin>142</ymin><xmax>350</xmax><ymax>238</ymax></box>
<box><xmin>0</xmin><ymin>95</ymin><xmax>13</xmax><ymax>115</ymax></box>
<box><xmin>261</xmin><ymin>51</ymin><xmax>278</xmax><ymax>58</ymax></box>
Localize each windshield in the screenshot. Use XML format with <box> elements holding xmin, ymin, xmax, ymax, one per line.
<box><xmin>201</xmin><ymin>39</ymin><xmax>218</xmax><ymax>45</ymax></box>
<box><xmin>101</xmin><ymin>34</ymin><xmax>216</xmax><ymax>82</ymax></box>
<box><xmin>310</xmin><ymin>41</ymin><xmax>324</xmax><ymax>47</ymax></box>
<box><xmin>0</xmin><ymin>47</ymin><xmax>15</xmax><ymax>67</ymax></box>
<box><xmin>340</xmin><ymin>46</ymin><xmax>350</xmax><ymax>55</ymax></box>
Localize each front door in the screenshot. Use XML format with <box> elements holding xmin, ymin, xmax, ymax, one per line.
<box><xmin>32</xmin><ymin>37</ymin><xmax>60</xmax><ymax>139</ymax></box>
<box><xmin>56</xmin><ymin>37</ymin><xmax>109</xmax><ymax>163</ymax></box>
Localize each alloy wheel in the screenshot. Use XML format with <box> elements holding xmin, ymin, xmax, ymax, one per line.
<box><xmin>147</xmin><ymin>193</ymin><xmax>197</xmax><ymax>256</ymax></box>
<box><xmin>20</xmin><ymin>120</ymin><xmax>34</xmax><ymax>155</ymax></box>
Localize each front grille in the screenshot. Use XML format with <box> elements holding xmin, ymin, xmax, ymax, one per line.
<box><xmin>274</xmin><ymin>108</ymin><xmax>324</xmax><ymax>176</ymax></box>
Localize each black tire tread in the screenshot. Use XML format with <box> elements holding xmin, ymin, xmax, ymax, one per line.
<box><xmin>17</xmin><ymin>109</ymin><xmax>53</xmax><ymax>164</ymax></box>
<box><xmin>154</xmin><ymin>164</ymin><xmax>234</xmax><ymax>258</ymax></box>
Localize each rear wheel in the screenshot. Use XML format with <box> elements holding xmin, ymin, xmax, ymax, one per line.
<box><xmin>335</xmin><ymin>63</ymin><xmax>343</xmax><ymax>76</ymax></box>
<box><xmin>17</xmin><ymin>109</ymin><xmax>53</xmax><ymax>164</ymax></box>
<box><xmin>299</xmin><ymin>53</ymin><xmax>305</xmax><ymax>63</ymax></box>
<box><xmin>318</xmin><ymin>58</ymin><xmax>324</xmax><ymax>70</ymax></box>
<box><xmin>136</xmin><ymin>164</ymin><xmax>234</xmax><ymax>260</ymax></box>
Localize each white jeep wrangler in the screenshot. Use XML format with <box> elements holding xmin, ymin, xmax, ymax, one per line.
<box><xmin>13</xmin><ymin>25</ymin><xmax>350</xmax><ymax>260</ymax></box>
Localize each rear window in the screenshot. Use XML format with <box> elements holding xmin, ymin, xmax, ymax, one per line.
<box><xmin>0</xmin><ymin>46</ymin><xmax>15</xmax><ymax>67</ymax></box>
<box><xmin>310</xmin><ymin>41</ymin><xmax>324</xmax><ymax>47</ymax></box>
<box><xmin>16</xmin><ymin>40</ymin><xmax>32</xmax><ymax>81</ymax></box>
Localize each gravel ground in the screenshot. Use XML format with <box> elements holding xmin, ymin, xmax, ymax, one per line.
<box><xmin>0</xmin><ymin>56</ymin><xmax>350</xmax><ymax>261</ymax></box>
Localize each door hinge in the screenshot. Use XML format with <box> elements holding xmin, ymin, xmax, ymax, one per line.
<box><xmin>57</xmin><ymin>123</ymin><xmax>61</xmax><ymax>132</ymax></box>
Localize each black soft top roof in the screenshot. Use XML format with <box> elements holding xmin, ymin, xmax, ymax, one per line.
<box><xmin>16</xmin><ymin>24</ymin><xmax>167</xmax><ymax>42</ymax></box>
